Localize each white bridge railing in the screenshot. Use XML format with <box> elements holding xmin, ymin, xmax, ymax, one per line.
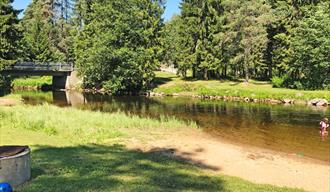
<box><xmin>4</xmin><ymin>62</ymin><xmax>74</xmax><ymax>72</ymax></box>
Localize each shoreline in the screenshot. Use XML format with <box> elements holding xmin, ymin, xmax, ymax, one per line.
<box><xmin>0</xmin><ymin>98</ymin><xmax>20</xmax><ymax>106</ymax></box>
<box><xmin>5</xmin><ymin>86</ymin><xmax>330</xmax><ymax>107</ymax></box>
<box><xmin>68</xmin><ymin>88</ymin><xmax>330</xmax><ymax>107</ymax></box>
<box><xmin>147</xmin><ymin>92</ymin><xmax>329</xmax><ymax>107</ymax></box>
<box><xmin>126</xmin><ymin>129</ymin><xmax>330</xmax><ymax>192</ymax></box>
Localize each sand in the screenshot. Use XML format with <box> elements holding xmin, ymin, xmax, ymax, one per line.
<box><xmin>126</xmin><ymin>130</ymin><xmax>330</xmax><ymax>192</ymax></box>
<box><xmin>0</xmin><ymin>98</ymin><xmax>19</xmax><ymax>106</ymax></box>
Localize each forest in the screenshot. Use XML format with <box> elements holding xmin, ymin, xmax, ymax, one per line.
<box><xmin>1</xmin><ymin>0</ymin><xmax>329</xmax><ymax>92</ymax></box>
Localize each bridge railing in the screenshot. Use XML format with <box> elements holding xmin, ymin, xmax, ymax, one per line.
<box><xmin>3</xmin><ymin>62</ymin><xmax>74</xmax><ymax>72</ymax></box>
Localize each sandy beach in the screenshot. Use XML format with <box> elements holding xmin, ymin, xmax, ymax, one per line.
<box><xmin>127</xmin><ymin>130</ymin><xmax>330</xmax><ymax>192</ymax></box>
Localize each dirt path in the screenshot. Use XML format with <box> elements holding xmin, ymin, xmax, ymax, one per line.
<box><xmin>0</xmin><ymin>98</ymin><xmax>19</xmax><ymax>106</ymax></box>
<box><xmin>126</xmin><ymin>130</ymin><xmax>330</xmax><ymax>192</ymax></box>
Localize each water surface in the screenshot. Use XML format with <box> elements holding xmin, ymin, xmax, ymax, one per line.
<box><xmin>8</xmin><ymin>90</ymin><xmax>330</xmax><ymax>162</ymax></box>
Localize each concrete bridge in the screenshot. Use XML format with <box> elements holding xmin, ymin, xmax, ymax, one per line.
<box><xmin>1</xmin><ymin>62</ymin><xmax>79</xmax><ymax>89</ymax></box>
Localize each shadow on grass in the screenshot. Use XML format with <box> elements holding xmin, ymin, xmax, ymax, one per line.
<box><xmin>250</xmin><ymin>81</ymin><xmax>270</xmax><ymax>86</ymax></box>
<box><xmin>152</xmin><ymin>76</ymin><xmax>174</xmax><ymax>87</ymax></box>
<box><xmin>19</xmin><ymin>144</ymin><xmax>224</xmax><ymax>192</ymax></box>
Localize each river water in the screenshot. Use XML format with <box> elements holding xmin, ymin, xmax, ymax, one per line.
<box><xmin>9</xmin><ymin>90</ymin><xmax>330</xmax><ymax>162</ymax></box>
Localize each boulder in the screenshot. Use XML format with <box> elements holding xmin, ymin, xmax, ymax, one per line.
<box><xmin>269</xmin><ymin>99</ymin><xmax>282</xmax><ymax>104</ymax></box>
<box><xmin>316</xmin><ymin>99</ymin><xmax>328</xmax><ymax>106</ymax></box>
<box><xmin>308</xmin><ymin>98</ymin><xmax>328</xmax><ymax>106</ymax></box>
<box><xmin>282</xmin><ymin>99</ymin><xmax>294</xmax><ymax>104</ymax></box>
<box><xmin>244</xmin><ymin>97</ymin><xmax>250</xmax><ymax>102</ymax></box>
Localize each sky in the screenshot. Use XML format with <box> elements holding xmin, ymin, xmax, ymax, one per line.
<box><xmin>12</xmin><ymin>0</ymin><xmax>181</xmax><ymax>21</ymax></box>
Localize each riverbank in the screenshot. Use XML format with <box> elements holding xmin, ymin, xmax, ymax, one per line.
<box><xmin>0</xmin><ymin>104</ymin><xmax>308</xmax><ymax>192</ymax></box>
<box><xmin>0</xmin><ymin>98</ymin><xmax>19</xmax><ymax>106</ymax></box>
<box><xmin>10</xmin><ymin>74</ymin><xmax>330</xmax><ymax>106</ymax></box>
<box><xmin>10</xmin><ymin>76</ymin><xmax>52</xmax><ymax>91</ymax></box>
<box><xmin>152</xmin><ymin>72</ymin><xmax>330</xmax><ymax>106</ymax></box>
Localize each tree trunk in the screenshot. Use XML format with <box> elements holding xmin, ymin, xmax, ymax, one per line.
<box><xmin>244</xmin><ymin>48</ymin><xmax>250</xmax><ymax>82</ymax></box>
<box><xmin>224</xmin><ymin>66</ymin><xmax>227</xmax><ymax>78</ymax></box>
<box><xmin>203</xmin><ymin>68</ymin><xmax>208</xmax><ymax>80</ymax></box>
<box><xmin>192</xmin><ymin>66</ymin><xmax>196</xmax><ymax>78</ymax></box>
<box><xmin>244</xmin><ymin>65</ymin><xmax>249</xmax><ymax>82</ymax></box>
<box><xmin>182</xmin><ymin>70</ymin><xmax>187</xmax><ymax>78</ymax></box>
<box><xmin>268</xmin><ymin>62</ymin><xmax>272</xmax><ymax>79</ymax></box>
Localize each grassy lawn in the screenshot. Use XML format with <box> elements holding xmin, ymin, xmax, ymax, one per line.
<box><xmin>153</xmin><ymin>71</ymin><xmax>330</xmax><ymax>101</ymax></box>
<box><xmin>0</xmin><ymin>104</ymin><xmax>304</xmax><ymax>192</ymax></box>
<box><xmin>11</xmin><ymin>76</ymin><xmax>52</xmax><ymax>87</ymax></box>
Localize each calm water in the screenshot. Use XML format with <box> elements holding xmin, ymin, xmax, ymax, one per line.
<box><xmin>9</xmin><ymin>91</ymin><xmax>330</xmax><ymax>162</ymax></box>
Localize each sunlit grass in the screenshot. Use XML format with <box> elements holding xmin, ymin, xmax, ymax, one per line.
<box><xmin>0</xmin><ymin>104</ymin><xmax>304</xmax><ymax>192</ymax></box>
<box><xmin>0</xmin><ymin>104</ymin><xmax>197</xmax><ymax>144</ymax></box>
<box><xmin>11</xmin><ymin>76</ymin><xmax>52</xmax><ymax>87</ymax></box>
<box><xmin>153</xmin><ymin>71</ymin><xmax>330</xmax><ymax>101</ymax></box>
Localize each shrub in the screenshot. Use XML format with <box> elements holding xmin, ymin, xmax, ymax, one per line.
<box><xmin>271</xmin><ymin>75</ymin><xmax>287</xmax><ymax>88</ymax></box>
<box><xmin>293</xmin><ymin>81</ymin><xmax>304</xmax><ymax>90</ymax></box>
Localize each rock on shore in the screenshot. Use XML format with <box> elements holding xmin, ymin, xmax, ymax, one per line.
<box><xmin>308</xmin><ymin>99</ymin><xmax>328</xmax><ymax>106</ymax></box>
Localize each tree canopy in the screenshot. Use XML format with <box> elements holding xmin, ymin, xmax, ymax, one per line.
<box><xmin>74</xmin><ymin>0</ymin><xmax>165</xmax><ymax>93</ymax></box>
<box><xmin>0</xmin><ymin>0</ymin><xmax>329</xmax><ymax>91</ymax></box>
<box><xmin>0</xmin><ymin>0</ymin><xmax>21</xmax><ymax>67</ymax></box>
<box><xmin>163</xmin><ymin>0</ymin><xmax>329</xmax><ymax>89</ymax></box>
<box><xmin>0</xmin><ymin>0</ymin><xmax>21</xmax><ymax>88</ymax></box>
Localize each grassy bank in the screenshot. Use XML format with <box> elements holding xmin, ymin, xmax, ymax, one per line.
<box><xmin>153</xmin><ymin>72</ymin><xmax>330</xmax><ymax>101</ymax></box>
<box><xmin>0</xmin><ymin>104</ymin><xmax>303</xmax><ymax>192</ymax></box>
<box><xmin>11</xmin><ymin>76</ymin><xmax>52</xmax><ymax>88</ymax></box>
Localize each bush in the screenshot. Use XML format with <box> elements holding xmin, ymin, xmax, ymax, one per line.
<box><xmin>271</xmin><ymin>75</ymin><xmax>287</xmax><ymax>88</ymax></box>
<box><xmin>0</xmin><ymin>75</ymin><xmax>12</xmax><ymax>91</ymax></box>
<box><xmin>293</xmin><ymin>81</ymin><xmax>304</xmax><ymax>90</ymax></box>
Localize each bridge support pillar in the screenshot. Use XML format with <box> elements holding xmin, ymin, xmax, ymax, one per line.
<box><xmin>52</xmin><ymin>71</ymin><xmax>81</xmax><ymax>90</ymax></box>
<box><xmin>52</xmin><ymin>76</ymin><xmax>67</xmax><ymax>90</ymax></box>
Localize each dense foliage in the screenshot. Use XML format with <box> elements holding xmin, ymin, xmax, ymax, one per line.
<box><xmin>0</xmin><ymin>0</ymin><xmax>329</xmax><ymax>92</ymax></box>
<box><xmin>0</xmin><ymin>0</ymin><xmax>21</xmax><ymax>88</ymax></box>
<box><xmin>0</xmin><ymin>0</ymin><xmax>21</xmax><ymax>66</ymax></box>
<box><xmin>21</xmin><ymin>0</ymin><xmax>74</xmax><ymax>62</ymax></box>
<box><xmin>74</xmin><ymin>0</ymin><xmax>165</xmax><ymax>92</ymax></box>
<box><xmin>164</xmin><ymin>0</ymin><xmax>329</xmax><ymax>89</ymax></box>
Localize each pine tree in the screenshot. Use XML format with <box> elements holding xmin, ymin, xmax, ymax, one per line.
<box><xmin>0</xmin><ymin>0</ymin><xmax>21</xmax><ymax>88</ymax></box>
<box><xmin>163</xmin><ymin>15</ymin><xmax>190</xmax><ymax>77</ymax></box>
<box><xmin>180</xmin><ymin>0</ymin><xmax>225</xmax><ymax>80</ymax></box>
<box><xmin>0</xmin><ymin>0</ymin><xmax>21</xmax><ymax>67</ymax></box>
<box><xmin>289</xmin><ymin>1</ymin><xmax>330</xmax><ymax>89</ymax></box>
<box><xmin>222</xmin><ymin>0</ymin><xmax>272</xmax><ymax>82</ymax></box>
<box><xmin>21</xmin><ymin>0</ymin><xmax>75</xmax><ymax>62</ymax></box>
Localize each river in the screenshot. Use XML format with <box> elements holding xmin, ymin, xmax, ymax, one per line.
<box><xmin>7</xmin><ymin>90</ymin><xmax>330</xmax><ymax>162</ymax></box>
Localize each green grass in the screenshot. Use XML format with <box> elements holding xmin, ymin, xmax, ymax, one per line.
<box><xmin>0</xmin><ymin>104</ymin><xmax>197</xmax><ymax>144</ymax></box>
<box><xmin>5</xmin><ymin>90</ymin><xmax>54</xmax><ymax>104</ymax></box>
<box><xmin>11</xmin><ymin>76</ymin><xmax>52</xmax><ymax>87</ymax></box>
<box><xmin>153</xmin><ymin>71</ymin><xmax>330</xmax><ymax>101</ymax></box>
<box><xmin>0</xmin><ymin>105</ymin><xmax>304</xmax><ymax>192</ymax></box>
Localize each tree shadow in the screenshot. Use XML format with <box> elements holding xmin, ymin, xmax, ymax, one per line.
<box><xmin>181</xmin><ymin>77</ymin><xmax>198</xmax><ymax>82</ymax></box>
<box><xmin>19</xmin><ymin>144</ymin><xmax>224</xmax><ymax>192</ymax></box>
<box><xmin>152</xmin><ymin>76</ymin><xmax>174</xmax><ymax>88</ymax></box>
<box><xmin>146</xmin><ymin>147</ymin><xmax>220</xmax><ymax>171</ymax></box>
<box><xmin>249</xmin><ymin>81</ymin><xmax>270</xmax><ymax>85</ymax></box>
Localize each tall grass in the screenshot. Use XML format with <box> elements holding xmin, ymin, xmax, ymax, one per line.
<box><xmin>0</xmin><ymin>104</ymin><xmax>197</xmax><ymax>144</ymax></box>
<box><xmin>11</xmin><ymin>76</ymin><xmax>52</xmax><ymax>87</ymax></box>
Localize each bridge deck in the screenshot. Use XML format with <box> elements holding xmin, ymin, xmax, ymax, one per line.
<box><xmin>1</xmin><ymin>62</ymin><xmax>74</xmax><ymax>76</ymax></box>
<box><xmin>3</xmin><ymin>62</ymin><xmax>73</xmax><ymax>72</ymax></box>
